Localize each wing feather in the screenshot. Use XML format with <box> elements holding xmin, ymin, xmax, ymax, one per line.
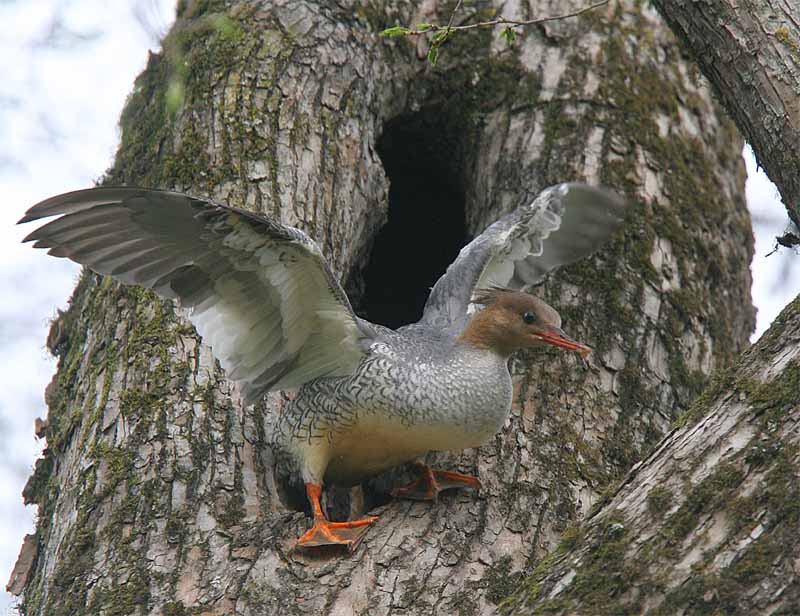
<box><xmin>418</xmin><ymin>183</ymin><xmax>626</xmax><ymax>335</ymax></box>
<box><xmin>20</xmin><ymin>187</ymin><xmax>372</xmax><ymax>403</ymax></box>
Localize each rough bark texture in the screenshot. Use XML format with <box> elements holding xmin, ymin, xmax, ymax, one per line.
<box><xmin>651</xmin><ymin>0</ymin><xmax>800</xmax><ymax>228</ymax></box>
<box><xmin>13</xmin><ymin>1</ymin><xmax>756</xmax><ymax>614</ymax></box>
<box><xmin>501</xmin><ymin>296</ymin><xmax>800</xmax><ymax>614</ymax></box>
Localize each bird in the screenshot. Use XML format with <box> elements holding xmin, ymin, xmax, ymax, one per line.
<box><xmin>19</xmin><ymin>182</ymin><xmax>626</xmax><ymax>551</ymax></box>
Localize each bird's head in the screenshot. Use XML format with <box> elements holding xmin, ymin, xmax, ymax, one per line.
<box><xmin>458</xmin><ymin>287</ymin><xmax>591</xmax><ymax>358</ymax></box>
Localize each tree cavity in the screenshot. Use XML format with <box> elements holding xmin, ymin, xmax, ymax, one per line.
<box><xmin>357</xmin><ymin>107</ymin><xmax>469</xmax><ymax>329</ymax></box>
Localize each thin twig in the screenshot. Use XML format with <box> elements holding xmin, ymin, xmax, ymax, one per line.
<box><xmin>380</xmin><ymin>0</ymin><xmax>610</xmax><ymax>65</ymax></box>
<box><xmin>403</xmin><ymin>0</ymin><xmax>610</xmax><ymax>36</ymax></box>
<box><xmin>445</xmin><ymin>0</ymin><xmax>464</xmax><ymax>31</ymax></box>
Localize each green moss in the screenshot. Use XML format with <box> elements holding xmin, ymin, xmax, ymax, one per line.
<box><xmin>107</xmin><ymin>52</ymin><xmax>172</xmax><ymax>187</ymax></box>
<box><xmin>744</xmin><ymin>437</ymin><xmax>783</xmax><ymax>468</ymax></box>
<box><xmin>678</xmin><ymin>356</ymin><xmax>799</xmax><ymax>432</ymax></box>
<box><xmin>103</xmin><ymin>1</ymin><xmax>270</xmax><ymax>190</ymax></box>
<box><xmin>46</xmin><ymin>518</ymin><xmax>96</xmax><ymax>615</ymax></box>
<box><xmin>556</xmin><ymin>245</ymin><xmax>633</xmax><ymax>359</ymax></box>
<box><xmin>667</xmin><ymin>463</ymin><xmax>744</xmax><ymax>541</ymax></box>
<box><xmin>119</xmin><ymin>387</ymin><xmax>162</xmax><ymax>427</ymax></box>
<box><xmin>730</xmin><ymin>536</ymin><xmax>781</xmax><ymax>582</ymax></box>
<box><xmin>646</xmin><ymin>487</ymin><xmax>674</xmax><ymax>518</ymax></box>
<box><xmin>18</xmin><ymin>267</ymin><xmax>199</xmax><ymax>614</ymax></box>
<box><xmin>22</xmin><ymin>455</ymin><xmax>54</xmax><ymax>506</ymax></box>
<box><xmin>667</xmin><ymin>442</ymin><xmax>800</xmax><ymax>613</ymax></box>
<box><xmin>775</xmin><ymin>26</ymin><xmax>799</xmax><ymax>55</ymax></box>
<box><xmin>499</xmin><ymin>513</ymin><xmax>641</xmax><ymax>614</ymax></box>
<box><xmin>607</xmin><ymin>365</ymin><xmax>661</xmax><ymax>470</ymax></box>
<box><xmin>517</xmin><ymin>348</ymin><xmax>800</xmax><ymax>612</ymax></box>
<box><xmin>587</xmin><ymin>480</ymin><xmax>620</xmax><ymax>519</ymax></box>
<box><xmin>761</xmin><ymin>444</ymin><xmax>800</xmax><ymax>528</ymax></box>
<box><xmin>587</xmin><ymin>7</ymin><xmax>754</xmax><ymax>396</ymax></box>
<box><xmin>558</xmin><ymin>524</ymin><xmax>584</xmax><ymax>551</ymax></box>
<box><xmin>19</xmin><ymin>0</ymin><xmax>758</xmax><ymax>612</ymax></box>
<box><xmin>219</xmin><ymin>491</ymin><xmax>246</xmax><ymax>528</ymax></box>
<box><xmin>163</xmin><ymin>601</ymin><xmax>188</xmax><ymax>616</ymax></box>
<box><xmin>90</xmin><ymin>441</ymin><xmax>135</xmax><ymax>493</ymax></box>
<box><xmin>484</xmin><ymin>555</ymin><xmax>523</xmax><ymax>605</ymax></box>
<box><xmin>86</xmin><ymin>561</ymin><xmax>151</xmax><ymax>616</ymax></box>
<box><xmin>399</xmin><ymin>574</ymin><xmax>428</xmax><ymax>609</ymax></box>
<box><xmin>673</xmin><ymin>368</ymin><xmax>736</xmax><ymax>428</ymax></box>
<box><xmin>755</xmin><ymin>296</ymin><xmax>800</xmax><ymax>352</ymax></box>
<box><xmin>502</xmin><ymin>550</ymin><xmax>560</xmax><ymax>609</ymax></box>
<box><xmin>747</xmin><ymin>360</ymin><xmax>800</xmax><ymax>420</ymax></box>
<box><xmin>162</xmin><ymin>119</ymin><xmax>211</xmax><ymax>187</ymax></box>
<box><xmin>166</xmin><ymin>509</ymin><xmax>191</xmax><ymax>546</ymax></box>
<box><xmin>572</xmin><ymin>516</ymin><xmax>635</xmax><ymax>602</ymax></box>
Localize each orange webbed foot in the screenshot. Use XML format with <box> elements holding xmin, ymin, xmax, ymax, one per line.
<box><xmin>391</xmin><ymin>463</ymin><xmax>482</xmax><ymax>501</ymax></box>
<box><xmin>296</xmin><ymin>515</ymin><xmax>380</xmax><ymax>551</ymax></box>
<box><xmin>295</xmin><ymin>483</ymin><xmax>379</xmax><ymax>552</ymax></box>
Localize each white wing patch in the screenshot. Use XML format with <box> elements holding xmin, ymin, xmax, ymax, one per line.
<box><xmin>190</xmin><ymin>213</ymin><xmax>365</xmax><ymax>397</ymax></box>
<box><xmin>421</xmin><ymin>183</ymin><xmax>626</xmax><ymax>333</ymax></box>
<box><xmin>470</xmin><ymin>195</ymin><xmax>563</xmax><ymax>311</ymax></box>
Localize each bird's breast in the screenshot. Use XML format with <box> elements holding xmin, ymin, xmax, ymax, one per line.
<box><xmin>324</xmin><ymin>345</ymin><xmax>512</xmax><ymax>481</ymax></box>
<box><xmin>272</xmin><ymin>342</ymin><xmax>513</xmax><ymax>485</ymax></box>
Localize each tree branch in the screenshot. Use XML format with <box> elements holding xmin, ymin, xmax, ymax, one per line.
<box><xmin>382</xmin><ymin>0</ymin><xmax>610</xmax><ymax>64</ymax></box>
<box><xmin>406</xmin><ymin>0</ymin><xmax>610</xmax><ymax>35</ymax></box>
<box><xmin>650</xmin><ymin>0</ymin><xmax>800</xmax><ymax>228</ymax></box>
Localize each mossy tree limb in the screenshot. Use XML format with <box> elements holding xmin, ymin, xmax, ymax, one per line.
<box><xmin>12</xmin><ymin>1</ymin><xmax>756</xmax><ymax>614</ymax></box>
<box><xmin>650</xmin><ymin>0</ymin><xmax>800</xmax><ymax>228</ymax></box>
<box><xmin>501</xmin><ymin>297</ymin><xmax>800</xmax><ymax>615</ymax></box>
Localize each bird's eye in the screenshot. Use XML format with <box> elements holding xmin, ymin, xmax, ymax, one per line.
<box><xmin>522</xmin><ymin>312</ymin><xmax>536</xmax><ymax>324</ymax></box>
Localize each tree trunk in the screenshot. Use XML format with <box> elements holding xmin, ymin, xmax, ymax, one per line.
<box><xmin>11</xmin><ymin>1</ymin><xmax>757</xmax><ymax>614</ymax></box>
<box><xmin>649</xmin><ymin>0</ymin><xmax>800</xmax><ymax>228</ymax></box>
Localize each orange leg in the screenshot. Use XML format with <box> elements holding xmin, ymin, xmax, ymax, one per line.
<box><xmin>295</xmin><ymin>483</ymin><xmax>379</xmax><ymax>552</ymax></box>
<box><xmin>391</xmin><ymin>462</ymin><xmax>482</xmax><ymax>501</ymax></box>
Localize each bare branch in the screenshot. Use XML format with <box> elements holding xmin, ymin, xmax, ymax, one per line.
<box><xmin>381</xmin><ymin>0</ymin><xmax>610</xmax><ymax>64</ymax></box>
<box><xmin>383</xmin><ymin>0</ymin><xmax>609</xmax><ymax>37</ymax></box>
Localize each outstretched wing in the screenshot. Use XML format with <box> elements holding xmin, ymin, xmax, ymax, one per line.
<box><xmin>418</xmin><ymin>183</ymin><xmax>626</xmax><ymax>334</ymax></box>
<box><xmin>20</xmin><ymin>187</ymin><xmax>373</xmax><ymax>403</ymax></box>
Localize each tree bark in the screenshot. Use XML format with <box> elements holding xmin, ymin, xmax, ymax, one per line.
<box><xmin>500</xmin><ymin>296</ymin><xmax>800</xmax><ymax>614</ymax></box>
<box><xmin>11</xmin><ymin>1</ymin><xmax>757</xmax><ymax>615</ymax></box>
<box><xmin>650</xmin><ymin>0</ymin><xmax>800</xmax><ymax>228</ymax></box>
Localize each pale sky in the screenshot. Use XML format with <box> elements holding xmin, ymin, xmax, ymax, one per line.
<box><xmin>0</xmin><ymin>2</ymin><xmax>175</xmax><ymax>612</ymax></box>
<box><xmin>1</xmin><ymin>2</ymin><xmax>798</xmax><ymax>613</ymax></box>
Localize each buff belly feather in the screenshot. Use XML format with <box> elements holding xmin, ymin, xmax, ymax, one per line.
<box><xmin>271</xmin><ymin>340</ymin><xmax>514</xmax><ymax>486</ymax></box>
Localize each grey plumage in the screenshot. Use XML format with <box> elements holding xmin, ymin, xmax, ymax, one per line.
<box><xmin>20</xmin><ymin>182</ymin><xmax>626</xmax><ymax>524</ymax></box>
<box><xmin>21</xmin><ymin>187</ymin><xmax>373</xmax><ymax>403</ymax></box>
<box><xmin>418</xmin><ymin>183</ymin><xmax>626</xmax><ymax>337</ymax></box>
<box><xmin>270</xmin><ymin>327</ymin><xmax>512</xmax><ymax>485</ymax></box>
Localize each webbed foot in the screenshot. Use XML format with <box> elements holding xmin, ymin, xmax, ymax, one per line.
<box><xmin>296</xmin><ymin>515</ymin><xmax>379</xmax><ymax>551</ymax></box>
<box><xmin>391</xmin><ymin>463</ymin><xmax>482</xmax><ymax>501</ymax></box>
<box><xmin>295</xmin><ymin>483</ymin><xmax>379</xmax><ymax>552</ymax></box>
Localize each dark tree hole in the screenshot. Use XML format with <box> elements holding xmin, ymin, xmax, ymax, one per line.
<box><xmin>357</xmin><ymin>109</ymin><xmax>470</xmax><ymax>329</ymax></box>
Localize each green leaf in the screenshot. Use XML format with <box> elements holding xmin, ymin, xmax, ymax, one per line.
<box><xmin>500</xmin><ymin>27</ymin><xmax>516</xmax><ymax>45</ymax></box>
<box><xmin>427</xmin><ymin>45</ymin><xmax>439</xmax><ymax>66</ymax></box>
<box><xmin>381</xmin><ymin>26</ymin><xmax>412</xmax><ymax>37</ymax></box>
<box><xmin>415</xmin><ymin>23</ymin><xmax>434</xmax><ymax>32</ymax></box>
<box><xmin>431</xmin><ymin>29</ymin><xmax>450</xmax><ymax>44</ymax></box>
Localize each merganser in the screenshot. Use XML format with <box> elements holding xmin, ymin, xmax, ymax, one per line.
<box><xmin>19</xmin><ymin>182</ymin><xmax>626</xmax><ymax>550</ymax></box>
